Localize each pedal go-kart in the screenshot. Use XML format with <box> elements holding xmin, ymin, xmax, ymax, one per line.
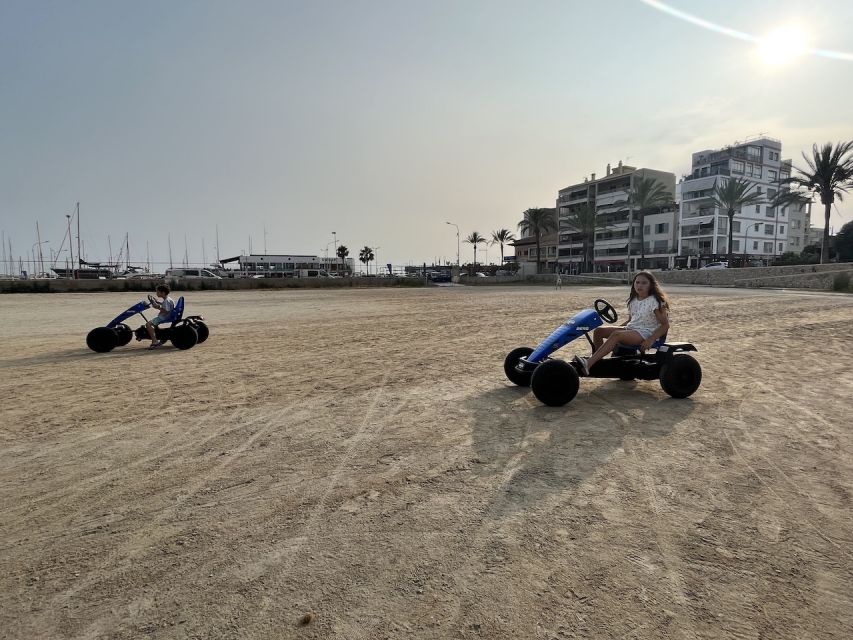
<box><xmin>504</xmin><ymin>299</ymin><xmax>701</xmax><ymax>406</ymax></box>
<box><xmin>86</xmin><ymin>295</ymin><xmax>209</xmax><ymax>353</ymax></box>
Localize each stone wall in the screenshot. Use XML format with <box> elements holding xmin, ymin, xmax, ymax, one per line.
<box><xmin>0</xmin><ymin>276</ymin><xmax>425</xmax><ymax>294</ymax></box>
<box><xmin>460</xmin><ymin>263</ymin><xmax>853</xmax><ymax>292</ymax></box>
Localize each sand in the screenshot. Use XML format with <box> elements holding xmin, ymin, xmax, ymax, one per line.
<box><xmin>1</xmin><ymin>285</ymin><xmax>852</xmax><ymax>639</ymax></box>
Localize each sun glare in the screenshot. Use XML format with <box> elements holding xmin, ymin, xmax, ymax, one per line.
<box><xmin>758</xmin><ymin>26</ymin><xmax>809</xmax><ymax>65</ymax></box>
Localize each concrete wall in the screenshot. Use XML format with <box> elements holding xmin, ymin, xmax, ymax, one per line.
<box><xmin>0</xmin><ymin>276</ymin><xmax>426</xmax><ymax>294</ymax></box>
<box><xmin>460</xmin><ymin>263</ymin><xmax>853</xmax><ymax>292</ymax></box>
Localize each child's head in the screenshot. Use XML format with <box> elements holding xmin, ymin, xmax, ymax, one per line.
<box><xmin>628</xmin><ymin>271</ymin><xmax>669</xmax><ymax>309</ymax></box>
<box><xmin>156</xmin><ymin>284</ymin><xmax>170</xmax><ymax>297</ymax></box>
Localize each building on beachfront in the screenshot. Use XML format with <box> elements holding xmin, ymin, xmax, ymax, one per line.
<box><xmin>678</xmin><ymin>136</ymin><xmax>795</xmax><ymax>267</ymax></box>
<box><xmin>219</xmin><ymin>254</ymin><xmax>355</xmax><ymax>277</ymax></box>
<box><xmin>786</xmin><ymin>200</ymin><xmax>812</xmax><ymax>253</ymax></box>
<box><xmin>511</xmin><ymin>230</ymin><xmax>559</xmax><ymax>275</ymax></box>
<box><xmin>555</xmin><ymin>162</ymin><xmax>677</xmax><ymax>272</ymax></box>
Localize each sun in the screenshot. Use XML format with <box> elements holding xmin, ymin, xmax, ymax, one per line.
<box><xmin>758</xmin><ymin>26</ymin><xmax>809</xmax><ymax>65</ymax></box>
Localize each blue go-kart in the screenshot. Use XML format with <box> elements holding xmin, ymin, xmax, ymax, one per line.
<box><xmin>504</xmin><ymin>299</ymin><xmax>701</xmax><ymax>406</ymax></box>
<box><xmin>86</xmin><ymin>296</ymin><xmax>209</xmax><ymax>353</ymax></box>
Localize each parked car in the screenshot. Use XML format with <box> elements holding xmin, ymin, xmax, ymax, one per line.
<box><xmin>700</xmin><ymin>262</ymin><xmax>728</xmax><ymax>270</ymax></box>
<box><xmin>164</xmin><ymin>268</ymin><xmax>222</xmax><ymax>279</ymax></box>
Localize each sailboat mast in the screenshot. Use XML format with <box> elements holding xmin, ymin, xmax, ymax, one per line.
<box><xmin>76</xmin><ymin>202</ymin><xmax>81</xmax><ymax>272</ymax></box>
<box><xmin>36</xmin><ymin>221</ymin><xmax>45</xmax><ymax>275</ymax></box>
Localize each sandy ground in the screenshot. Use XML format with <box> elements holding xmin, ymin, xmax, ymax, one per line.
<box><xmin>1</xmin><ymin>285</ymin><xmax>852</xmax><ymax>640</ymax></box>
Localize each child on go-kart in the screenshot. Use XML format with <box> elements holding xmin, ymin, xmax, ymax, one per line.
<box><xmin>574</xmin><ymin>271</ymin><xmax>670</xmax><ymax>375</ymax></box>
<box><xmin>146</xmin><ymin>284</ymin><xmax>175</xmax><ymax>350</ymax></box>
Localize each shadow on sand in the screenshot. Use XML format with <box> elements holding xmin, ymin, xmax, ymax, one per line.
<box><xmin>1</xmin><ymin>343</ymin><xmax>182</xmax><ymax>368</ymax></box>
<box><xmin>466</xmin><ymin>379</ymin><xmax>697</xmax><ymax>519</ymax></box>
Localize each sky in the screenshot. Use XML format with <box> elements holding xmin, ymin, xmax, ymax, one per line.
<box><xmin>1</xmin><ymin>0</ymin><xmax>852</xmax><ymax>271</ymax></box>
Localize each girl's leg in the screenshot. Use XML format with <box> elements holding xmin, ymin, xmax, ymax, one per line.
<box><xmin>583</xmin><ymin>330</ymin><xmax>644</xmax><ymax>373</ymax></box>
<box><xmin>592</xmin><ymin>326</ymin><xmax>627</xmax><ymax>351</ymax></box>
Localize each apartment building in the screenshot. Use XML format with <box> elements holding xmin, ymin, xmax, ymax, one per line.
<box><xmin>511</xmin><ymin>232</ymin><xmax>559</xmax><ymax>275</ymax></box>
<box><xmin>786</xmin><ymin>200</ymin><xmax>812</xmax><ymax>253</ymax></box>
<box><xmin>678</xmin><ymin>136</ymin><xmax>793</xmax><ymax>265</ymax></box>
<box><xmin>556</xmin><ymin>162</ymin><xmax>676</xmax><ymax>272</ymax></box>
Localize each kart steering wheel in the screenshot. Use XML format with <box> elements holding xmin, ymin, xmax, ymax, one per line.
<box><xmin>594</xmin><ymin>298</ymin><xmax>618</xmax><ymax>324</ymax></box>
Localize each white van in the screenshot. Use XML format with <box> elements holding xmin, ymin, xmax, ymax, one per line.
<box><xmin>165</xmin><ymin>268</ymin><xmax>222</xmax><ymax>279</ymax></box>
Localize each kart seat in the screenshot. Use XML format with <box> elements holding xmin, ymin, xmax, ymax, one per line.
<box><xmin>161</xmin><ymin>297</ymin><xmax>185</xmax><ymax>325</ymax></box>
<box><xmin>612</xmin><ymin>333</ymin><xmax>666</xmax><ymax>357</ymax></box>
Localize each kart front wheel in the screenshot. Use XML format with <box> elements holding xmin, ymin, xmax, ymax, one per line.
<box><xmin>659</xmin><ymin>354</ymin><xmax>702</xmax><ymax>398</ymax></box>
<box><xmin>504</xmin><ymin>347</ymin><xmax>534</xmax><ymax>387</ymax></box>
<box><xmin>531</xmin><ymin>359</ymin><xmax>580</xmax><ymax>407</ymax></box>
<box><xmin>171</xmin><ymin>324</ymin><xmax>199</xmax><ymax>350</ymax></box>
<box><xmin>193</xmin><ymin>321</ymin><xmax>209</xmax><ymax>344</ymax></box>
<box><xmin>87</xmin><ymin>327</ymin><xmax>119</xmax><ymax>353</ymax></box>
<box><xmin>115</xmin><ymin>323</ymin><xmax>133</xmax><ymax>346</ymax></box>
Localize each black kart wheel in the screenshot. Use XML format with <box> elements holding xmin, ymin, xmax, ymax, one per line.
<box><xmin>531</xmin><ymin>359</ymin><xmax>580</xmax><ymax>407</ymax></box>
<box><xmin>170</xmin><ymin>324</ymin><xmax>198</xmax><ymax>350</ymax></box>
<box><xmin>193</xmin><ymin>321</ymin><xmax>209</xmax><ymax>344</ymax></box>
<box><xmin>504</xmin><ymin>346</ymin><xmax>534</xmax><ymax>387</ymax></box>
<box><xmin>86</xmin><ymin>326</ymin><xmax>119</xmax><ymax>353</ymax></box>
<box><xmin>594</xmin><ymin>298</ymin><xmax>618</xmax><ymax>323</ymax></box>
<box><xmin>115</xmin><ymin>323</ymin><xmax>133</xmax><ymax>346</ymax></box>
<box><xmin>659</xmin><ymin>354</ymin><xmax>702</xmax><ymax>398</ymax></box>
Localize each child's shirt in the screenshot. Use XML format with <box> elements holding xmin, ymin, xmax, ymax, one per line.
<box><xmin>626</xmin><ymin>296</ymin><xmax>662</xmax><ymax>335</ymax></box>
<box><xmin>158</xmin><ymin>296</ymin><xmax>175</xmax><ymax>319</ymax></box>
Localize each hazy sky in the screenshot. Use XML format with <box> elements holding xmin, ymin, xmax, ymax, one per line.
<box><xmin>2</xmin><ymin>0</ymin><xmax>851</xmax><ymax>269</ymax></box>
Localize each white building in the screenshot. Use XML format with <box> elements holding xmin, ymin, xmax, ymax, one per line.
<box><xmin>556</xmin><ymin>162</ymin><xmax>676</xmax><ymax>272</ymax></box>
<box><xmin>678</xmin><ymin>136</ymin><xmax>792</xmax><ymax>266</ymax></box>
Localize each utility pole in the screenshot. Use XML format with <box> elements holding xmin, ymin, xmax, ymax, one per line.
<box><xmin>76</xmin><ymin>202</ymin><xmax>81</xmax><ymax>276</ymax></box>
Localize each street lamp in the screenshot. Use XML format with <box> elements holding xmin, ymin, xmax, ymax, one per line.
<box><xmin>332</xmin><ymin>231</ymin><xmax>338</xmax><ymax>274</ymax></box>
<box><xmin>445</xmin><ymin>221</ymin><xmax>460</xmax><ymax>267</ymax></box>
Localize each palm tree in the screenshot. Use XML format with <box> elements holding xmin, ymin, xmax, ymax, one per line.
<box><xmin>490</xmin><ymin>228</ymin><xmax>515</xmax><ymax>267</ymax></box>
<box><xmin>336</xmin><ymin>244</ymin><xmax>349</xmax><ymax>275</ymax></box>
<box><xmin>358</xmin><ymin>246</ymin><xmax>374</xmax><ymax>275</ymax></box>
<box><xmin>465</xmin><ymin>232</ymin><xmax>487</xmax><ymax>272</ymax></box>
<box><xmin>517</xmin><ymin>208</ymin><xmax>557</xmax><ymax>274</ymax></box>
<box><xmin>777</xmin><ymin>141</ymin><xmax>853</xmax><ymax>264</ymax></box>
<box><xmin>709</xmin><ymin>177</ymin><xmax>764</xmax><ymax>265</ymax></box>
<box><xmin>628</xmin><ymin>177</ymin><xmax>672</xmax><ymax>269</ymax></box>
<box><xmin>562</xmin><ymin>204</ymin><xmax>602</xmax><ymax>273</ymax></box>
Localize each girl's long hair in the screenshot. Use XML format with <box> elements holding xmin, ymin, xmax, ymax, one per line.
<box><xmin>627</xmin><ymin>271</ymin><xmax>670</xmax><ymax>311</ymax></box>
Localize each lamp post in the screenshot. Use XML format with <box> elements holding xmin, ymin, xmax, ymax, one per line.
<box><xmin>332</xmin><ymin>231</ymin><xmax>338</xmax><ymax>274</ymax></box>
<box><xmin>445</xmin><ymin>221</ymin><xmax>459</xmax><ymax>267</ymax></box>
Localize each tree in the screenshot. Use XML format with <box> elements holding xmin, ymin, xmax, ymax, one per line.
<box><xmin>836</xmin><ymin>220</ymin><xmax>853</xmax><ymax>262</ymax></box>
<box><xmin>517</xmin><ymin>208</ymin><xmax>557</xmax><ymax>274</ymax></box>
<box><xmin>709</xmin><ymin>177</ymin><xmax>764</xmax><ymax>265</ymax></box>
<box><xmin>562</xmin><ymin>204</ymin><xmax>602</xmax><ymax>273</ymax></box>
<box><xmin>777</xmin><ymin>141</ymin><xmax>853</xmax><ymax>264</ymax></box>
<box><xmin>336</xmin><ymin>244</ymin><xmax>349</xmax><ymax>274</ymax></box>
<box><xmin>464</xmin><ymin>232</ymin><xmax>487</xmax><ymax>271</ymax></box>
<box><xmin>627</xmin><ymin>177</ymin><xmax>672</xmax><ymax>269</ymax></box>
<box><xmin>490</xmin><ymin>228</ymin><xmax>515</xmax><ymax>267</ymax></box>
<box><xmin>358</xmin><ymin>246</ymin><xmax>374</xmax><ymax>274</ymax></box>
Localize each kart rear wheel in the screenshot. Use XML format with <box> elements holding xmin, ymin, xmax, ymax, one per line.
<box><xmin>659</xmin><ymin>354</ymin><xmax>702</xmax><ymax>398</ymax></box>
<box><xmin>87</xmin><ymin>327</ymin><xmax>119</xmax><ymax>353</ymax></box>
<box><xmin>115</xmin><ymin>323</ymin><xmax>133</xmax><ymax>346</ymax></box>
<box><xmin>531</xmin><ymin>359</ymin><xmax>580</xmax><ymax>406</ymax></box>
<box><xmin>193</xmin><ymin>321</ymin><xmax>209</xmax><ymax>344</ymax></box>
<box><xmin>171</xmin><ymin>324</ymin><xmax>198</xmax><ymax>350</ymax></box>
<box><xmin>504</xmin><ymin>347</ymin><xmax>534</xmax><ymax>387</ymax></box>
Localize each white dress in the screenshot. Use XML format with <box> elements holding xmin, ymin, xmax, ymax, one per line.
<box><xmin>625</xmin><ymin>296</ymin><xmax>662</xmax><ymax>339</ymax></box>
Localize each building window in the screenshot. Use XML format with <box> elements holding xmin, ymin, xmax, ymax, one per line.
<box><xmin>766</xmin><ymin>207</ymin><xmax>776</xmax><ymax>218</ymax></box>
<box><xmin>779</xmin><ymin>225</ymin><xmax>785</xmax><ymax>234</ymax></box>
<box><xmin>754</xmin><ymin>223</ymin><xmax>760</xmax><ymax>231</ymax></box>
<box><xmin>767</xmin><ymin>188</ymin><xmax>777</xmax><ymax>200</ymax></box>
<box><xmin>732</xmin><ymin>240</ymin><xmax>740</xmax><ymax>251</ymax></box>
<box><xmin>644</xmin><ymin>225</ymin><xmax>651</xmax><ymax>236</ymax></box>
<box><xmin>732</xmin><ymin>221</ymin><xmax>741</xmax><ymax>232</ymax></box>
<box><xmin>765</xmin><ymin>224</ymin><xmax>774</xmax><ymax>235</ymax></box>
<box><xmin>764</xmin><ymin>242</ymin><xmax>773</xmax><ymax>253</ymax></box>
<box><xmin>768</xmin><ymin>169</ymin><xmax>777</xmax><ymax>181</ymax></box>
<box><xmin>794</xmin><ymin>237</ymin><xmax>800</xmax><ymax>246</ymax></box>
<box><xmin>753</xmin><ymin>241</ymin><xmax>759</xmax><ymax>250</ymax></box>
<box><xmin>655</xmin><ymin>222</ymin><xmax>669</xmax><ymax>233</ymax></box>
<box><xmin>732</xmin><ymin>161</ymin><xmax>744</xmax><ymax>173</ymax></box>
<box><xmin>778</xmin><ymin>242</ymin><xmax>784</xmax><ymax>252</ymax></box>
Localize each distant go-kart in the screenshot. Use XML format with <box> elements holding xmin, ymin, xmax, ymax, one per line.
<box><xmin>504</xmin><ymin>298</ymin><xmax>701</xmax><ymax>406</ymax></box>
<box><xmin>86</xmin><ymin>296</ymin><xmax>209</xmax><ymax>353</ymax></box>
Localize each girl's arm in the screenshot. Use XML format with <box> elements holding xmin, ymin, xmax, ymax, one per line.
<box><xmin>640</xmin><ymin>308</ymin><xmax>670</xmax><ymax>352</ymax></box>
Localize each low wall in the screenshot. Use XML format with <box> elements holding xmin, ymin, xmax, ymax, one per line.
<box><xmin>0</xmin><ymin>276</ymin><xmax>425</xmax><ymax>294</ymax></box>
<box><xmin>460</xmin><ymin>262</ymin><xmax>853</xmax><ymax>292</ymax></box>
